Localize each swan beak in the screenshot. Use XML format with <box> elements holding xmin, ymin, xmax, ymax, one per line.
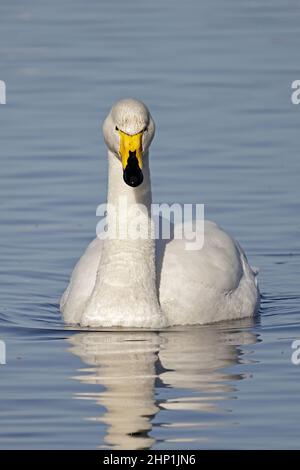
<box><xmin>119</xmin><ymin>129</ymin><xmax>144</xmax><ymax>187</ymax></box>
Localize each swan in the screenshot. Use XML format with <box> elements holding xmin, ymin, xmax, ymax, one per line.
<box><xmin>60</xmin><ymin>98</ymin><xmax>260</xmax><ymax>328</ymax></box>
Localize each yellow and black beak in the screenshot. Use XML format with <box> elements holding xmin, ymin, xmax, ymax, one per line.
<box><xmin>118</xmin><ymin>129</ymin><xmax>144</xmax><ymax>187</ymax></box>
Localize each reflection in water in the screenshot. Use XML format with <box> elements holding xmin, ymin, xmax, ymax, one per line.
<box><xmin>68</xmin><ymin>321</ymin><xmax>257</xmax><ymax>449</ymax></box>
<box><xmin>69</xmin><ymin>331</ymin><xmax>160</xmax><ymax>449</ymax></box>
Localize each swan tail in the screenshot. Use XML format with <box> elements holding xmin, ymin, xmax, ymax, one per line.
<box><xmin>251</xmin><ymin>265</ymin><xmax>259</xmax><ymax>276</ymax></box>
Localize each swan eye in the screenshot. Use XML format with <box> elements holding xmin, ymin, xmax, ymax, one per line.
<box><xmin>144</xmin><ymin>126</ymin><xmax>148</xmax><ymax>132</ymax></box>
<box><xmin>115</xmin><ymin>126</ymin><xmax>119</xmax><ymax>131</ymax></box>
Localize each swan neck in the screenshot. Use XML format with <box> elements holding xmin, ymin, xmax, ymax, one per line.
<box><xmin>107</xmin><ymin>150</ymin><xmax>152</xmax><ymax>209</ymax></box>
<box><xmin>90</xmin><ymin>150</ymin><xmax>162</xmax><ymax>326</ymax></box>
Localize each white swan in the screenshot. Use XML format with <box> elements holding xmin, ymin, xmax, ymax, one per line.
<box><xmin>61</xmin><ymin>98</ymin><xmax>259</xmax><ymax>328</ymax></box>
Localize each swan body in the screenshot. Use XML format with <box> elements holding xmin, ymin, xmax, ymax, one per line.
<box><xmin>61</xmin><ymin>99</ymin><xmax>259</xmax><ymax>328</ymax></box>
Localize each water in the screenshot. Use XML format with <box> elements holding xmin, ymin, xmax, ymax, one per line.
<box><xmin>1</xmin><ymin>0</ymin><xmax>300</xmax><ymax>449</ymax></box>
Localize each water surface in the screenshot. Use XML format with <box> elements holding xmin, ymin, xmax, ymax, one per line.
<box><xmin>0</xmin><ymin>0</ymin><xmax>300</xmax><ymax>449</ymax></box>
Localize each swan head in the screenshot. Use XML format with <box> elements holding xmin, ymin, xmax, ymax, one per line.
<box><xmin>103</xmin><ymin>98</ymin><xmax>155</xmax><ymax>187</ymax></box>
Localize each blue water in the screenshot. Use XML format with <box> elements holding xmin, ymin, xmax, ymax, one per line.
<box><xmin>1</xmin><ymin>0</ymin><xmax>300</xmax><ymax>449</ymax></box>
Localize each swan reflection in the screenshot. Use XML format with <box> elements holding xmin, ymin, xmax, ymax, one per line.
<box><xmin>68</xmin><ymin>320</ymin><xmax>257</xmax><ymax>449</ymax></box>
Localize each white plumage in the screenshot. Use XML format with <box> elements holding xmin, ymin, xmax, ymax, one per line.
<box><xmin>61</xmin><ymin>98</ymin><xmax>259</xmax><ymax>328</ymax></box>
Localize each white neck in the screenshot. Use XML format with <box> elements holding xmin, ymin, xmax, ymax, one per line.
<box><xmin>86</xmin><ymin>150</ymin><xmax>166</xmax><ymax>328</ymax></box>
<box><xmin>107</xmin><ymin>149</ymin><xmax>152</xmax><ymax>212</ymax></box>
